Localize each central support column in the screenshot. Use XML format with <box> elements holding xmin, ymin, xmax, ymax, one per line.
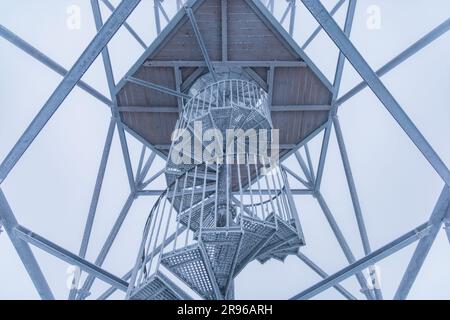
<box><xmin>216</xmin><ymin>164</ymin><xmax>232</xmax><ymax>227</ymax></box>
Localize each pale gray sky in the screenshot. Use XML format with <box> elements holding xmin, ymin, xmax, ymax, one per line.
<box><xmin>0</xmin><ymin>0</ymin><xmax>449</xmax><ymax>299</ymax></box>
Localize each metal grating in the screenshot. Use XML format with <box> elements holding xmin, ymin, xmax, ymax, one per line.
<box><xmin>201</xmin><ymin>230</ymin><xmax>243</xmax><ymax>293</ymax></box>
<box><xmin>161</xmin><ymin>244</ymin><xmax>216</xmax><ymax>300</ymax></box>
<box><xmin>130</xmin><ymin>272</ymin><xmax>192</xmax><ymax>300</ymax></box>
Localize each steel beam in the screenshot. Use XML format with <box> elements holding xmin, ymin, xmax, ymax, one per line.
<box><xmin>120</xmin><ymin>122</ymin><xmax>168</xmax><ymax>160</ymax></box>
<box><xmin>0</xmin><ymin>0</ymin><xmax>141</xmax><ymax>184</ymax></box>
<box><xmin>143</xmin><ymin>60</ymin><xmax>307</xmax><ymax>68</ymax></box>
<box><xmin>289</xmin><ymin>0</ymin><xmax>297</xmax><ymax>37</ymax></box>
<box><xmin>14</xmin><ymin>225</ymin><xmax>128</xmax><ymax>292</ymax></box>
<box><xmin>140</xmin><ymin>168</ymin><xmax>165</xmax><ymax>189</ymax></box>
<box><xmin>445</xmin><ymin>218</ymin><xmax>450</xmax><ymax>245</ymax></box>
<box><xmin>69</xmin><ymin>118</ymin><xmax>116</xmax><ymax>299</ymax></box>
<box><xmin>295</xmin><ymin>151</ymin><xmax>314</xmax><ymax>185</ymax></box>
<box><xmin>290</xmin><ymin>222</ymin><xmax>431</xmax><ymax>300</ymax></box>
<box><xmin>0</xmin><ymin>25</ymin><xmax>112</xmax><ymax>107</ymax></box>
<box><xmin>91</xmin><ymin>0</ymin><xmax>136</xmax><ymax>194</ymax></box>
<box><xmin>296</xmin><ymin>252</ymin><xmax>356</xmax><ymax>300</ymax></box>
<box><xmin>333</xmin><ymin>116</ymin><xmax>371</xmax><ymax>255</ymax></box>
<box><xmin>313</xmin><ymin>0</ymin><xmax>356</xmax><ymax>191</ymax></box>
<box><xmin>136</xmin><ymin>151</ymin><xmax>156</xmax><ymax>184</ymax></box>
<box><xmin>137</xmin><ymin>189</ymin><xmax>314</xmax><ymax>196</ymax></box>
<box><xmin>301</xmin><ymin>0</ymin><xmax>450</xmax><ymax>187</ymax></box>
<box><xmin>157</xmin><ymin>0</ymin><xmax>171</xmax><ymax>24</ymax></box>
<box><xmin>185</xmin><ymin>7</ymin><xmax>218</xmax><ymax>81</ymax></box>
<box><xmin>117</xmin><ymin>106</ymin><xmax>179</xmax><ymax>113</ymax></box>
<box><xmin>266</xmin><ymin>0</ymin><xmax>274</xmax><ymax>14</ymax></box>
<box><xmin>100</xmin><ymin>0</ymin><xmax>147</xmax><ymax>48</ymax></box>
<box><xmin>79</xmin><ymin>119</ymin><xmax>115</xmax><ymax>259</ymax></box>
<box><xmin>126</xmin><ymin>76</ymin><xmax>190</xmax><ymax>99</ymax></box>
<box><xmin>315</xmin><ymin>192</ymin><xmax>374</xmax><ymax>299</ymax></box>
<box><xmin>301</xmin><ymin>0</ymin><xmax>346</xmax><ymax>50</ymax></box>
<box><xmin>394</xmin><ymin>186</ymin><xmax>450</xmax><ymax>300</ymax></box>
<box><xmin>0</xmin><ymin>189</ymin><xmax>54</xmax><ymax>299</ymax></box>
<box><xmin>221</xmin><ymin>0</ymin><xmax>228</xmax><ymax>61</ymax></box>
<box><xmin>281</xmin><ymin>164</ymin><xmax>312</xmax><ymax>188</ymax></box>
<box><xmin>177</xmin><ymin>0</ymin><xmax>184</xmax><ymax>11</ymax></box>
<box><xmin>333</xmin><ymin>114</ymin><xmax>382</xmax><ymax>299</ymax></box>
<box><xmin>304</xmin><ymin>144</ymin><xmax>315</xmax><ymax>180</ymax></box>
<box><xmin>336</xmin><ymin>18</ymin><xmax>450</xmax><ymax>107</ymax></box>
<box><xmin>153</xmin><ymin>0</ymin><xmax>162</xmax><ymax>34</ymax></box>
<box><xmin>279</xmin><ymin>1</ymin><xmax>291</xmax><ymax>26</ymax></box>
<box><xmin>174</xmin><ymin>66</ymin><xmax>183</xmax><ymax>112</ymax></box>
<box><xmin>76</xmin><ymin>193</ymin><xmax>135</xmax><ymax>299</ymax></box>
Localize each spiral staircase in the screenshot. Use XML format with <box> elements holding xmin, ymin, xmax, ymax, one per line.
<box><xmin>127</xmin><ymin>69</ymin><xmax>305</xmax><ymax>300</ymax></box>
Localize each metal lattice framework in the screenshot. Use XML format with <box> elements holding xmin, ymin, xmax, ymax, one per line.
<box><xmin>0</xmin><ymin>0</ymin><xmax>449</xmax><ymax>300</ymax></box>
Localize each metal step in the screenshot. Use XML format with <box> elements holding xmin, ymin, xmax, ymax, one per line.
<box><xmin>129</xmin><ymin>271</ymin><xmax>192</xmax><ymax>300</ymax></box>
<box><xmin>255</xmin><ymin>214</ymin><xmax>301</xmax><ymax>264</ymax></box>
<box><xmin>200</xmin><ymin>229</ymin><xmax>243</xmax><ymax>295</ymax></box>
<box><xmin>161</xmin><ymin>243</ymin><xmax>221</xmax><ymax>300</ymax></box>
<box><xmin>177</xmin><ymin>196</ymin><xmax>216</xmax><ymax>232</ymax></box>
<box><xmin>233</xmin><ymin>216</ymin><xmax>277</xmax><ymax>275</ymax></box>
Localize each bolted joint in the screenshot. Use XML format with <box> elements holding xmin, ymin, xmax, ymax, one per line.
<box><xmin>415</xmin><ymin>224</ymin><xmax>432</xmax><ymax>239</ymax></box>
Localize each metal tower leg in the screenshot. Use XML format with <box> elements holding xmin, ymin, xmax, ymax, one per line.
<box><xmin>0</xmin><ymin>190</ymin><xmax>54</xmax><ymax>299</ymax></box>
<box><xmin>301</xmin><ymin>0</ymin><xmax>450</xmax><ymax>187</ymax></box>
<box><xmin>394</xmin><ymin>186</ymin><xmax>450</xmax><ymax>300</ymax></box>
<box><xmin>0</xmin><ymin>0</ymin><xmax>141</xmax><ymax>185</ymax></box>
<box><xmin>14</xmin><ymin>225</ymin><xmax>128</xmax><ymax>292</ymax></box>
<box><xmin>291</xmin><ymin>222</ymin><xmax>431</xmax><ymax>300</ymax></box>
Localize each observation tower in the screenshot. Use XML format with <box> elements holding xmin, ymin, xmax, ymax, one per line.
<box><xmin>1</xmin><ymin>0</ymin><xmax>449</xmax><ymax>300</ymax></box>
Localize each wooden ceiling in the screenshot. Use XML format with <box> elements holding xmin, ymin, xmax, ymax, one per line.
<box><xmin>115</xmin><ymin>0</ymin><xmax>332</xmax><ymax>159</ymax></box>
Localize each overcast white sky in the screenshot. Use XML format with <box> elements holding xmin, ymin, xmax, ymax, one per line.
<box><xmin>0</xmin><ymin>0</ymin><xmax>449</xmax><ymax>300</ymax></box>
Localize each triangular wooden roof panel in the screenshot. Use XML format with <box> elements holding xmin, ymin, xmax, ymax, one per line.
<box><xmin>116</xmin><ymin>0</ymin><xmax>333</xmax><ymax>159</ymax></box>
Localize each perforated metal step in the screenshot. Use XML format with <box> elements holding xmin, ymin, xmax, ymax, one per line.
<box><xmin>129</xmin><ymin>271</ymin><xmax>192</xmax><ymax>300</ymax></box>
<box><xmin>256</xmin><ymin>214</ymin><xmax>303</xmax><ymax>264</ymax></box>
<box><xmin>177</xmin><ymin>196</ymin><xmax>216</xmax><ymax>232</ymax></box>
<box><xmin>161</xmin><ymin>243</ymin><xmax>220</xmax><ymax>300</ymax></box>
<box><xmin>201</xmin><ymin>229</ymin><xmax>243</xmax><ymax>295</ymax></box>
<box><xmin>234</xmin><ymin>216</ymin><xmax>277</xmax><ymax>275</ymax></box>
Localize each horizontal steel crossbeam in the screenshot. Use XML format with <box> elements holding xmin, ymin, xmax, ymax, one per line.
<box><xmin>290</xmin><ymin>222</ymin><xmax>431</xmax><ymax>300</ymax></box>
<box><xmin>14</xmin><ymin>225</ymin><xmax>128</xmax><ymax>292</ymax></box>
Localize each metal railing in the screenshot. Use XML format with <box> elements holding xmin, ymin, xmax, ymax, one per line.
<box><xmin>178</xmin><ymin>79</ymin><xmax>271</xmax><ymax>131</ymax></box>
